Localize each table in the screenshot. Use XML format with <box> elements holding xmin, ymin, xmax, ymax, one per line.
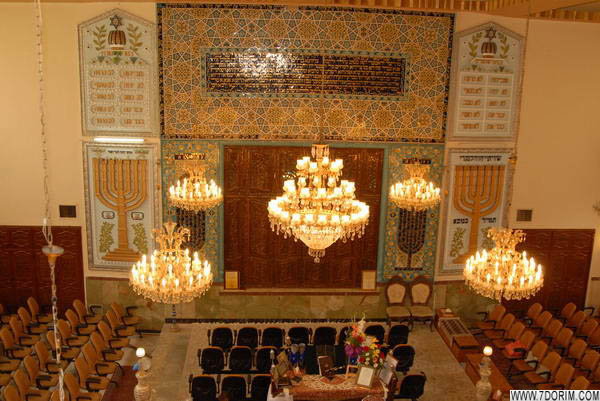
<box><xmin>286</xmin><ymin>374</ymin><xmax>385</xmax><ymax>401</ymax></box>
<box><xmin>435</xmin><ymin>308</ymin><xmax>456</xmax><ymax>329</ymax></box>
<box><xmin>464</xmin><ymin>354</ymin><xmax>512</xmax><ymax>398</ymax></box>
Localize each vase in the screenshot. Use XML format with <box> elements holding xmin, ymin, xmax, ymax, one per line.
<box><xmin>475</xmin><ymin>357</ymin><xmax>492</xmax><ymax>401</ymax></box>
<box><xmin>134</xmin><ymin>370</ymin><xmax>152</xmax><ymax>401</ymax></box>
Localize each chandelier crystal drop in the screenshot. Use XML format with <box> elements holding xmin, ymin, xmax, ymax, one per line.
<box><xmin>464</xmin><ymin>228</ymin><xmax>543</xmax><ymax>301</ymax></box>
<box><xmin>267</xmin><ymin>144</ymin><xmax>369</xmax><ymax>263</ymax></box>
<box><xmin>130</xmin><ymin>221</ymin><xmax>213</xmax><ymax>304</ymax></box>
<box><xmin>389</xmin><ymin>163</ymin><xmax>441</xmax><ymax>211</ymax></box>
<box><xmin>168</xmin><ymin>159</ymin><xmax>223</xmax><ymax>212</ymax></box>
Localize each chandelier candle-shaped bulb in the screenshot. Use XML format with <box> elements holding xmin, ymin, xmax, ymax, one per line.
<box><xmin>463</xmin><ymin>228</ymin><xmax>544</xmax><ymax>301</ymax></box>
<box><xmin>267</xmin><ymin>143</ymin><xmax>369</xmax><ymax>263</ymax></box>
<box><xmin>130</xmin><ymin>221</ymin><xmax>213</xmax><ymax>304</ymax></box>
<box><xmin>389</xmin><ymin>162</ymin><xmax>441</xmax><ymax>212</ymax></box>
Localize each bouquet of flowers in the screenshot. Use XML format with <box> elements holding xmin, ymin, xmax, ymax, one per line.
<box><xmin>344</xmin><ymin>316</ymin><xmax>383</xmax><ymax>369</ymax></box>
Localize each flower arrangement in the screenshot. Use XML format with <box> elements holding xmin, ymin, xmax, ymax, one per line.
<box><xmin>344</xmin><ymin>316</ymin><xmax>383</xmax><ymax>369</ymax></box>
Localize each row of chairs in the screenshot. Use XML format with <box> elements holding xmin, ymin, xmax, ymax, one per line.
<box><xmin>0</xmin><ymin>298</ymin><xmax>139</xmax><ymax>401</ymax></box>
<box><xmin>207</xmin><ymin>323</ymin><xmax>410</xmax><ymax>353</ymax></box>
<box><xmin>474</xmin><ymin>302</ymin><xmax>599</xmax><ymax>390</ymax></box>
<box><xmin>190</xmin><ymin>373</ymin><xmax>271</xmax><ymax>401</ymax></box>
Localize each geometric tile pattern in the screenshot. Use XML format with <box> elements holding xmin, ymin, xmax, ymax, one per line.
<box><xmin>160</xmin><ymin>140</ymin><xmax>222</xmax><ymax>281</ymax></box>
<box><xmin>158</xmin><ymin>4</ymin><xmax>454</xmax><ymax>143</ymax></box>
<box><xmin>382</xmin><ymin>144</ymin><xmax>444</xmax><ymax>282</ymax></box>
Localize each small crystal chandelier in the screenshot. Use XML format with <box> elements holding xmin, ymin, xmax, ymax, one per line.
<box><xmin>464</xmin><ymin>228</ymin><xmax>543</xmax><ymax>301</ymax></box>
<box><xmin>130</xmin><ymin>221</ymin><xmax>213</xmax><ymax>304</ymax></box>
<box><xmin>268</xmin><ymin>144</ymin><xmax>369</xmax><ymax>262</ymax></box>
<box><xmin>389</xmin><ymin>163</ymin><xmax>441</xmax><ymax>211</ymax></box>
<box><xmin>168</xmin><ymin>158</ymin><xmax>223</xmax><ymax>212</ymax></box>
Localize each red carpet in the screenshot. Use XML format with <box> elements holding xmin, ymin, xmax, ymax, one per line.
<box><xmin>104</xmin><ymin>366</ymin><xmax>135</xmax><ymax>401</ymax></box>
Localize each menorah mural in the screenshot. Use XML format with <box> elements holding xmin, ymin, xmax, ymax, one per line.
<box><xmin>396</xmin><ymin>208</ymin><xmax>427</xmax><ymax>270</ymax></box>
<box><xmin>93</xmin><ymin>158</ymin><xmax>148</xmax><ymax>262</ymax></box>
<box><xmin>452</xmin><ymin>165</ymin><xmax>505</xmax><ymax>263</ymax></box>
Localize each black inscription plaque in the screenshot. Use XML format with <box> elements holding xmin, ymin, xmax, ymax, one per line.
<box><xmin>206</xmin><ymin>53</ymin><xmax>406</xmax><ymax>96</ymax></box>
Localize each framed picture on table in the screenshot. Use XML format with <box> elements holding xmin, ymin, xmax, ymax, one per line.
<box><xmin>378</xmin><ymin>367</ymin><xmax>394</xmax><ymax>387</ymax></box>
<box><xmin>356</xmin><ymin>365</ymin><xmax>376</xmax><ymax>388</ymax></box>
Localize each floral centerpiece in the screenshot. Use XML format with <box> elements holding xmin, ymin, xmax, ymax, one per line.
<box><xmin>344</xmin><ymin>317</ymin><xmax>383</xmax><ymax>369</ymax></box>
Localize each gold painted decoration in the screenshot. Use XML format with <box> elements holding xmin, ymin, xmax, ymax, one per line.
<box><xmin>438</xmin><ymin>149</ymin><xmax>512</xmax><ymax>279</ymax></box>
<box><xmin>84</xmin><ymin>143</ymin><xmax>159</xmax><ymax>270</ymax></box>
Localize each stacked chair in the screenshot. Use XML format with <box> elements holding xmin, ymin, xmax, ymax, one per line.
<box><xmin>1</xmin><ymin>297</ymin><xmax>139</xmax><ymax>401</ymax></box>
<box><xmin>476</xmin><ymin>301</ymin><xmax>600</xmax><ymax>390</ymax></box>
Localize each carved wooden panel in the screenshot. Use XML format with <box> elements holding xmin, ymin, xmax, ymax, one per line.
<box><xmin>0</xmin><ymin>226</ymin><xmax>84</xmax><ymax>314</ymax></box>
<box><xmin>503</xmin><ymin>229</ymin><xmax>594</xmax><ymax>312</ymax></box>
<box><xmin>224</xmin><ymin>145</ymin><xmax>383</xmax><ymax>288</ymax></box>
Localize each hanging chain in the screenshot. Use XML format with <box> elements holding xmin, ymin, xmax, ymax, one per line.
<box><xmin>34</xmin><ymin>1</ymin><xmax>64</xmax><ymax>400</ymax></box>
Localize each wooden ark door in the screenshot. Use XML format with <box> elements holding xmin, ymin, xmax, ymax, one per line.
<box><xmin>503</xmin><ymin>229</ymin><xmax>594</xmax><ymax>312</ymax></box>
<box><xmin>223</xmin><ymin>145</ymin><xmax>383</xmax><ymax>288</ymax></box>
<box><xmin>0</xmin><ymin>226</ymin><xmax>85</xmax><ymax>314</ymax></box>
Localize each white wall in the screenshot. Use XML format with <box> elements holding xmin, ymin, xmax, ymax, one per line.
<box><xmin>1</xmin><ymin>3</ymin><xmax>599</xmax><ymax>303</ymax></box>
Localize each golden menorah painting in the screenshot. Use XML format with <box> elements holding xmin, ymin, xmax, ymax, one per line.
<box><xmin>452</xmin><ymin>165</ymin><xmax>505</xmax><ymax>263</ymax></box>
<box><xmin>93</xmin><ymin>158</ymin><xmax>148</xmax><ymax>262</ymax></box>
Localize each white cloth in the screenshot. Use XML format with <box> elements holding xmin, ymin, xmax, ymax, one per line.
<box><xmin>267</xmin><ymin>385</ymin><xmax>294</xmax><ymax>401</ymax></box>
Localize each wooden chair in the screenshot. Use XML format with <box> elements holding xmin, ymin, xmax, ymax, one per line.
<box><xmin>407</xmin><ymin>276</ymin><xmax>434</xmax><ymax>330</ymax></box>
<box><xmin>565</xmin><ymin>311</ymin><xmax>587</xmax><ymax>332</ymax></box>
<box><xmin>73</xmin><ymin>299</ymin><xmax>102</xmax><ymax>325</ymax></box>
<box><xmin>473</xmin><ymin>304</ymin><xmax>506</xmax><ymax>332</ymax></box>
<box><xmin>110</xmin><ymin>303</ymin><xmax>140</xmax><ymax>327</ymax></box>
<box><xmin>65</xmin><ymin>309</ymin><xmax>96</xmax><ymax>336</ymax></box>
<box><xmin>492</xmin><ymin>321</ymin><xmax>525</xmax><ymax>349</ymax></box>
<box><xmin>502</xmin><ymin>329</ymin><xmax>536</xmax><ymax>361</ymax></box>
<box><xmin>508</xmin><ymin>340</ymin><xmax>548</xmax><ymax>378</ymax></box>
<box><xmin>105</xmin><ymin>310</ymin><xmax>136</xmax><ymax>338</ymax></box>
<box><xmin>14</xmin><ymin>368</ymin><xmax>51</xmax><ymax>401</ymax></box>
<box><xmin>90</xmin><ymin>331</ymin><xmax>123</xmax><ymax>362</ymax></box>
<box><xmin>64</xmin><ymin>372</ymin><xmax>102</xmax><ymax>401</ymax></box>
<box><xmin>24</xmin><ymin>354</ymin><xmax>58</xmax><ymax>390</ymax></box>
<box><xmin>575</xmin><ymin>349</ymin><xmax>600</xmax><ymax>378</ymax></box>
<box><xmin>483</xmin><ymin>313</ymin><xmax>515</xmax><ymax>340</ymax></box>
<box><xmin>530</xmin><ymin>311</ymin><xmax>552</xmax><ymax>334</ymax></box>
<box><xmin>575</xmin><ymin>318</ymin><xmax>598</xmax><ymax>342</ymax></box>
<box><xmin>56</xmin><ymin>319</ymin><xmax>88</xmax><ymax>347</ymax></box>
<box><xmin>385</xmin><ymin>276</ymin><xmax>411</xmax><ymax>327</ymax></box>
<box><xmin>521</xmin><ymin>303</ymin><xmax>543</xmax><ymax>326</ymax></box>
<box><xmin>536</xmin><ymin>362</ymin><xmax>574</xmax><ymax>389</ymax></box>
<box><xmin>97</xmin><ymin>320</ymin><xmax>130</xmax><ymax>350</ymax></box>
<box><xmin>74</xmin><ymin>357</ymin><xmax>111</xmax><ymax>392</ymax></box>
<box><xmin>0</xmin><ymin>304</ymin><xmax>13</xmax><ymax>325</ymax></box>
<box><xmin>2</xmin><ymin>385</ymin><xmax>21</xmax><ymax>401</ymax></box>
<box><xmin>8</xmin><ymin>315</ymin><xmax>39</xmax><ymax>346</ymax></box>
<box><xmin>18</xmin><ymin>307</ymin><xmax>47</xmax><ymax>335</ymax></box>
<box><xmin>523</xmin><ymin>351</ymin><xmax>562</xmax><ymax>385</ymax></box>
<box><xmin>82</xmin><ymin>342</ymin><xmax>119</xmax><ymax>376</ymax></box>
<box><xmin>539</xmin><ymin>319</ymin><xmax>563</xmax><ymax>343</ymax></box>
<box><xmin>27</xmin><ymin>297</ymin><xmax>52</xmax><ymax>325</ymax></box>
<box><xmin>0</xmin><ymin>355</ymin><xmax>20</xmax><ymax>375</ymax></box>
<box><xmin>570</xmin><ymin>376</ymin><xmax>590</xmax><ymax>390</ymax></box>
<box><xmin>563</xmin><ymin>339</ymin><xmax>587</xmax><ymax>366</ymax></box>
<box><xmin>556</xmin><ymin>303</ymin><xmax>577</xmax><ymax>323</ymax></box>
<box><xmin>0</xmin><ymin>372</ymin><xmax>10</xmax><ymax>388</ymax></box>
<box><xmin>0</xmin><ymin>326</ymin><xmax>31</xmax><ymax>360</ymax></box>
<box><xmin>46</xmin><ymin>330</ymin><xmax>80</xmax><ymax>362</ymax></box>
<box><xmin>34</xmin><ymin>341</ymin><xmax>68</xmax><ymax>373</ymax></box>
<box><xmin>550</xmin><ymin>328</ymin><xmax>574</xmax><ymax>356</ymax></box>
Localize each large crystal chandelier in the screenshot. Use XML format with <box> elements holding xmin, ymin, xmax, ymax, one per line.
<box><xmin>268</xmin><ymin>144</ymin><xmax>369</xmax><ymax>263</ymax></box>
<box><xmin>168</xmin><ymin>158</ymin><xmax>222</xmax><ymax>212</ymax></box>
<box><xmin>389</xmin><ymin>163</ymin><xmax>441</xmax><ymax>211</ymax></box>
<box><xmin>130</xmin><ymin>221</ymin><xmax>213</xmax><ymax>304</ymax></box>
<box><xmin>464</xmin><ymin>228</ymin><xmax>543</xmax><ymax>301</ymax></box>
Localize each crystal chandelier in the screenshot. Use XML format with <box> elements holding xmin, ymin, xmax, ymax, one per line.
<box><xmin>168</xmin><ymin>158</ymin><xmax>223</xmax><ymax>212</ymax></box>
<box><xmin>389</xmin><ymin>163</ymin><xmax>441</xmax><ymax>211</ymax></box>
<box><xmin>130</xmin><ymin>221</ymin><xmax>213</xmax><ymax>304</ymax></box>
<box><xmin>464</xmin><ymin>228</ymin><xmax>543</xmax><ymax>301</ymax></box>
<box><xmin>267</xmin><ymin>144</ymin><xmax>369</xmax><ymax>263</ymax></box>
